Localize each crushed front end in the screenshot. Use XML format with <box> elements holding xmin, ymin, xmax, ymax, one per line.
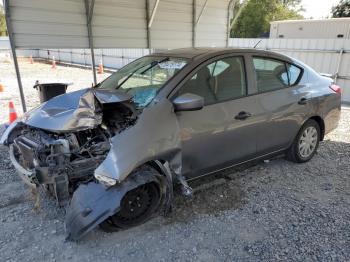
<box><xmin>1</xmin><ymin>88</ymin><xmax>137</xmax><ymax>206</ymax></box>
<box><xmin>10</xmin><ymin>126</ymin><xmax>110</xmax><ymax>205</ymax></box>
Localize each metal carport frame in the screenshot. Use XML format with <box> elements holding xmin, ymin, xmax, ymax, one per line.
<box><xmin>3</xmin><ymin>0</ymin><xmax>236</xmax><ymax>112</ymax></box>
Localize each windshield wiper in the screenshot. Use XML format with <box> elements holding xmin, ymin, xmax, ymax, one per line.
<box><xmin>116</xmin><ymin>57</ymin><xmax>169</xmax><ymax>89</ymax></box>
<box><xmin>139</xmin><ymin>57</ymin><xmax>169</xmax><ymax>75</ymax></box>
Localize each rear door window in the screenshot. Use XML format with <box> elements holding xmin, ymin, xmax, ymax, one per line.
<box><xmin>253</xmin><ymin>57</ymin><xmax>302</xmax><ymax>93</ymax></box>
<box><xmin>253</xmin><ymin>57</ymin><xmax>289</xmax><ymax>92</ymax></box>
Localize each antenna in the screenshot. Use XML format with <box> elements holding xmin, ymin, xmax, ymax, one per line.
<box><xmin>253</xmin><ymin>39</ymin><xmax>262</xmax><ymax>49</ymax></box>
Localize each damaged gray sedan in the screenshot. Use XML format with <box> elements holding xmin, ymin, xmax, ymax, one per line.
<box><xmin>0</xmin><ymin>48</ymin><xmax>341</xmax><ymax>240</ymax></box>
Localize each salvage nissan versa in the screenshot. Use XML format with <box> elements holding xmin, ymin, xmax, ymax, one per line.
<box><xmin>0</xmin><ymin>48</ymin><xmax>341</xmax><ymax>240</ymax></box>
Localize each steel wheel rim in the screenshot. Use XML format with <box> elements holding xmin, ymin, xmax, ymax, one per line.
<box><xmin>110</xmin><ymin>183</ymin><xmax>160</xmax><ymax>227</ymax></box>
<box><xmin>298</xmin><ymin>126</ymin><xmax>318</xmax><ymax>158</ymax></box>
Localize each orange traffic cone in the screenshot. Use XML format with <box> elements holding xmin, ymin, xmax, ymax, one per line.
<box><xmin>0</xmin><ymin>83</ymin><xmax>4</xmax><ymax>92</ymax></box>
<box><xmin>29</xmin><ymin>55</ymin><xmax>34</xmax><ymax>64</ymax></box>
<box><xmin>98</xmin><ymin>60</ymin><xmax>104</xmax><ymax>74</ymax></box>
<box><xmin>9</xmin><ymin>101</ymin><xmax>18</xmax><ymax>123</ymax></box>
<box><xmin>52</xmin><ymin>56</ymin><xmax>56</xmax><ymax>69</ymax></box>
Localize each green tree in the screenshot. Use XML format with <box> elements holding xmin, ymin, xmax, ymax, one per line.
<box><xmin>0</xmin><ymin>5</ymin><xmax>7</xmax><ymax>36</ymax></box>
<box><xmin>231</xmin><ymin>0</ymin><xmax>303</xmax><ymax>38</ymax></box>
<box><xmin>332</xmin><ymin>0</ymin><xmax>350</xmax><ymax>17</ymax></box>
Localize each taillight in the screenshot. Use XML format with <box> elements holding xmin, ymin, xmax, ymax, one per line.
<box><xmin>330</xmin><ymin>84</ymin><xmax>341</xmax><ymax>94</ymax></box>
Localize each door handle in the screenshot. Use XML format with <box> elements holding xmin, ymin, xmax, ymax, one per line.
<box><xmin>235</xmin><ymin>111</ymin><xmax>252</xmax><ymax>120</ymax></box>
<box><xmin>298</xmin><ymin>97</ymin><xmax>309</xmax><ymax>105</ymax></box>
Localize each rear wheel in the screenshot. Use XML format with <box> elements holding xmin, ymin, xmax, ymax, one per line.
<box><xmin>286</xmin><ymin>119</ymin><xmax>320</xmax><ymax>163</ymax></box>
<box><xmin>100</xmin><ymin>168</ymin><xmax>161</xmax><ymax>232</ymax></box>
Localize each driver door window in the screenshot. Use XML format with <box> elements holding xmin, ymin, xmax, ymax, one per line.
<box><xmin>177</xmin><ymin>57</ymin><xmax>247</xmax><ymax>105</ymax></box>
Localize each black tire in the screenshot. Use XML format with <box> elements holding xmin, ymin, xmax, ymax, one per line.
<box><xmin>286</xmin><ymin>119</ymin><xmax>321</xmax><ymax>163</ymax></box>
<box><xmin>100</xmin><ymin>166</ymin><xmax>162</xmax><ymax>232</ymax></box>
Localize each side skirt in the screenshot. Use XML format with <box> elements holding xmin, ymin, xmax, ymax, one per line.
<box><xmin>186</xmin><ymin>148</ymin><xmax>287</xmax><ymax>182</ymax></box>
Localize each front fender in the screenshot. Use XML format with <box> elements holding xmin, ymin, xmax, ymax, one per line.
<box><xmin>65</xmin><ymin>172</ymin><xmax>159</xmax><ymax>241</ymax></box>
<box><xmin>94</xmin><ymin>99</ymin><xmax>182</xmax><ymax>184</ymax></box>
<box><xmin>0</xmin><ymin>120</ymin><xmax>21</xmax><ymax>145</ymax></box>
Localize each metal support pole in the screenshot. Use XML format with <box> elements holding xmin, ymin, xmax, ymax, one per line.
<box><xmin>192</xmin><ymin>0</ymin><xmax>196</xmax><ymax>47</ymax></box>
<box><xmin>335</xmin><ymin>48</ymin><xmax>344</xmax><ymax>84</ymax></box>
<box><xmin>84</xmin><ymin>0</ymin><xmax>97</xmax><ymax>85</ymax></box>
<box><xmin>146</xmin><ymin>0</ymin><xmax>151</xmax><ymax>49</ymax></box>
<box><xmin>4</xmin><ymin>0</ymin><xmax>27</xmax><ymax>112</ymax></box>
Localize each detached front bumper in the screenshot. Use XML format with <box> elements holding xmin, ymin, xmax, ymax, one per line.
<box><xmin>65</xmin><ymin>174</ymin><xmax>158</xmax><ymax>241</ymax></box>
<box><xmin>9</xmin><ymin>145</ymin><xmax>37</xmax><ymax>188</ymax></box>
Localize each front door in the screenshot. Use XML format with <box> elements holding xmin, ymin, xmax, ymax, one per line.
<box><xmin>172</xmin><ymin>56</ymin><xmax>260</xmax><ymax>179</ymax></box>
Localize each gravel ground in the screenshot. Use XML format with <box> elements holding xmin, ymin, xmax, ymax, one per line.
<box><xmin>0</xmin><ymin>60</ymin><xmax>350</xmax><ymax>261</ymax></box>
<box><xmin>0</xmin><ymin>57</ymin><xmax>111</xmax><ymax>124</ymax></box>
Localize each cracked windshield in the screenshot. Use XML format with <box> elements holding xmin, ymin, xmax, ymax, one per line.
<box><xmin>97</xmin><ymin>56</ymin><xmax>188</xmax><ymax>108</ymax></box>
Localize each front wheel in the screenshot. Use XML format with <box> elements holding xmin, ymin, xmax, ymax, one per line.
<box><xmin>100</xmin><ymin>167</ymin><xmax>162</xmax><ymax>232</ymax></box>
<box><xmin>286</xmin><ymin>119</ymin><xmax>320</xmax><ymax>163</ymax></box>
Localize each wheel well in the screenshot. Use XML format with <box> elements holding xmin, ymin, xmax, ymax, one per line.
<box><xmin>309</xmin><ymin>116</ymin><xmax>325</xmax><ymax>141</ymax></box>
<box><xmin>147</xmin><ymin>160</ymin><xmax>166</xmax><ymax>175</ymax></box>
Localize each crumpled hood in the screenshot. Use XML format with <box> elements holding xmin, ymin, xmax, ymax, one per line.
<box><xmin>21</xmin><ymin>88</ymin><xmax>132</xmax><ymax>133</ymax></box>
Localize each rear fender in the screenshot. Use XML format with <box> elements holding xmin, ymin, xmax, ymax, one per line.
<box><xmin>65</xmin><ymin>167</ymin><xmax>169</xmax><ymax>241</ymax></box>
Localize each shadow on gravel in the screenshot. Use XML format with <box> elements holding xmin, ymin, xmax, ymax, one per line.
<box><xmin>165</xmin><ymin>165</ymin><xmax>253</xmax><ymax>224</ymax></box>
<box><xmin>0</xmin><ymin>194</ymin><xmax>28</xmax><ymax>209</ymax></box>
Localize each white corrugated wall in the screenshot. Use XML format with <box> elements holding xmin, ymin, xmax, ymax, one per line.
<box><xmin>270</xmin><ymin>19</ymin><xmax>350</xmax><ymax>39</ymax></box>
<box><xmin>229</xmin><ymin>38</ymin><xmax>350</xmax><ymax>103</ymax></box>
<box><xmin>37</xmin><ymin>48</ymin><xmax>151</xmax><ymax>69</ymax></box>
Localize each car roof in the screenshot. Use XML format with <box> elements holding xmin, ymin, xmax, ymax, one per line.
<box><xmin>151</xmin><ymin>47</ymin><xmax>292</xmax><ymax>62</ymax></box>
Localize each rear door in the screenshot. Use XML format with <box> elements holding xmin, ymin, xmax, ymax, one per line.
<box><xmin>171</xmin><ymin>55</ymin><xmax>261</xmax><ymax>178</ymax></box>
<box><xmin>251</xmin><ymin>56</ymin><xmax>309</xmax><ymax>154</ymax></box>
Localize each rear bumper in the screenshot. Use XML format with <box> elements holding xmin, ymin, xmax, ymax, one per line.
<box><xmin>324</xmin><ymin>104</ymin><xmax>341</xmax><ymax>136</ymax></box>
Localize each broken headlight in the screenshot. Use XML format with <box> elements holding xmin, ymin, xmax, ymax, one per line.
<box><xmin>94</xmin><ymin>174</ymin><xmax>117</xmax><ymax>186</ymax></box>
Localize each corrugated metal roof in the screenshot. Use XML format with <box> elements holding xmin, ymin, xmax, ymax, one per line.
<box><xmin>5</xmin><ymin>0</ymin><xmax>231</xmax><ymax>49</ymax></box>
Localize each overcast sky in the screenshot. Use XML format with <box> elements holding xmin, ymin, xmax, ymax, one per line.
<box><xmin>301</xmin><ymin>0</ymin><xmax>340</xmax><ymax>19</ymax></box>
<box><xmin>0</xmin><ymin>0</ymin><xmax>343</xmax><ymax>19</ymax></box>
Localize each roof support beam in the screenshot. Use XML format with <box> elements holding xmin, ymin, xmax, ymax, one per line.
<box><xmin>4</xmin><ymin>0</ymin><xmax>27</xmax><ymax>112</ymax></box>
<box><xmin>84</xmin><ymin>0</ymin><xmax>97</xmax><ymax>85</ymax></box>
<box><xmin>196</xmin><ymin>0</ymin><xmax>209</xmax><ymax>26</ymax></box>
<box><xmin>229</xmin><ymin>0</ymin><xmax>247</xmax><ymax>32</ymax></box>
<box><xmin>193</xmin><ymin>0</ymin><xmax>208</xmax><ymax>47</ymax></box>
<box><xmin>226</xmin><ymin>0</ymin><xmax>236</xmax><ymax>47</ymax></box>
<box><xmin>148</xmin><ymin>0</ymin><xmax>160</xmax><ymax>28</ymax></box>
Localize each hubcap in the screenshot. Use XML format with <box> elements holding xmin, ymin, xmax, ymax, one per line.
<box><xmin>298</xmin><ymin>126</ymin><xmax>318</xmax><ymax>158</ymax></box>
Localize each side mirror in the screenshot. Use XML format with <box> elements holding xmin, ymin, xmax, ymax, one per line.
<box><xmin>173</xmin><ymin>93</ymin><xmax>204</xmax><ymax>112</ymax></box>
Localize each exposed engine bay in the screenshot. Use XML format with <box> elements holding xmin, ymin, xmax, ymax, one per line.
<box><xmin>1</xmin><ymin>87</ymin><xmax>181</xmax><ymax>241</ymax></box>
<box><xmin>10</xmin><ymin>100</ymin><xmax>137</xmax><ymax>206</ymax></box>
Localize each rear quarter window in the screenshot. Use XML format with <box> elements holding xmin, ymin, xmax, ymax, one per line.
<box><xmin>286</xmin><ymin>63</ymin><xmax>302</xmax><ymax>85</ymax></box>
